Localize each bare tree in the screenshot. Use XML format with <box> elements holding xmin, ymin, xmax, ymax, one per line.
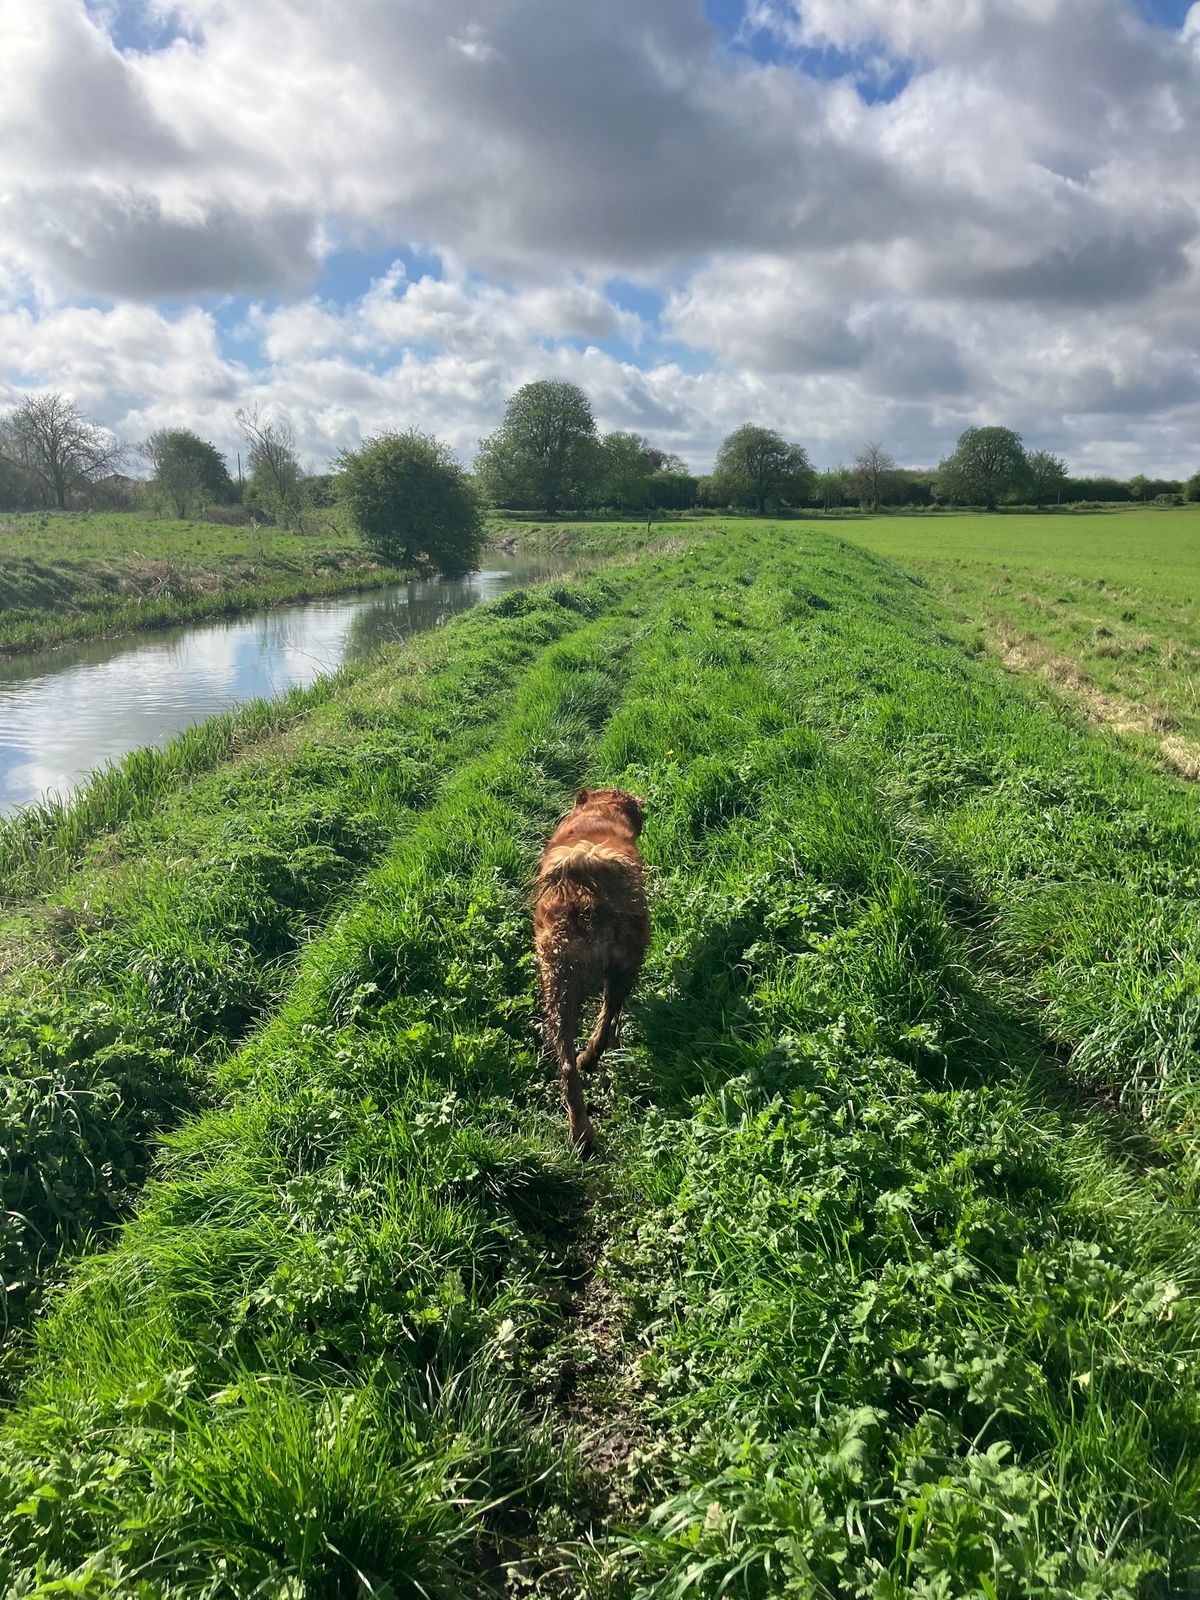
<box><xmin>850</xmin><ymin>440</ymin><xmax>898</xmax><ymax>512</ymax></box>
<box><xmin>235</xmin><ymin>406</ymin><xmax>307</xmax><ymax>527</ymax></box>
<box><xmin>7</xmin><ymin>392</ymin><xmax>124</xmax><ymax>509</ymax></box>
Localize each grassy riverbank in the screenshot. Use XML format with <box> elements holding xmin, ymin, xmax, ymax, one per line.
<box><xmin>3</xmin><ymin>523</ymin><xmax>1200</xmax><ymax>1594</ymax></box>
<box><xmin>0</xmin><ymin>509</ymin><xmax>397</xmax><ymax>653</ymax></box>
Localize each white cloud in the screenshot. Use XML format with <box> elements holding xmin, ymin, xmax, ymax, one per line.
<box><xmin>0</xmin><ymin>0</ymin><xmax>1198</xmax><ymax>473</ymax></box>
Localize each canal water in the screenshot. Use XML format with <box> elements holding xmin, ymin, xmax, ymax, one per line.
<box><xmin>0</xmin><ymin>553</ymin><xmax>567</xmax><ymax>817</ymax></box>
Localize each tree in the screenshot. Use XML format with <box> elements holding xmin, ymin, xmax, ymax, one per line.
<box><xmin>936</xmin><ymin>426</ymin><xmax>1026</xmax><ymax>511</ymax></box>
<box><xmin>849</xmin><ymin>441</ymin><xmax>898</xmax><ymax>512</ymax></box>
<box><xmin>475</xmin><ymin>381</ymin><xmax>599</xmax><ymax>514</ymax></box>
<box><xmin>141</xmin><ymin>428</ymin><xmax>235</xmax><ymax>518</ymax></box>
<box><xmin>712</xmin><ymin>425</ymin><xmax>813</xmax><ymax>515</ymax></box>
<box><xmin>643</xmin><ymin>445</ymin><xmax>688</xmax><ymax>474</ymax></box>
<box><xmin>236</xmin><ymin>406</ymin><xmax>307</xmax><ymax>527</ymax></box>
<box><xmin>0</xmin><ymin>414</ymin><xmax>48</xmax><ymax>509</ymax></box>
<box><xmin>646</xmin><ymin>472</ymin><xmax>698</xmax><ymax>511</ymax></box>
<box><xmin>1185</xmin><ymin>470</ymin><xmax>1200</xmax><ymax>503</ymax></box>
<box><xmin>1026</xmin><ymin>449</ymin><xmax>1068</xmax><ymax>507</ymax></box>
<box><xmin>6</xmin><ymin>392</ymin><xmax>124</xmax><ymax>509</ymax></box>
<box><xmin>815</xmin><ymin>466</ymin><xmax>850</xmax><ymax>512</ymax></box>
<box><xmin>336</xmin><ymin>429</ymin><xmax>483</xmax><ymax>573</ymax></box>
<box><xmin>1127</xmin><ymin>473</ymin><xmax>1150</xmax><ymax>503</ymax></box>
<box><xmin>597</xmin><ymin>431</ymin><xmax>655</xmax><ymax>510</ymax></box>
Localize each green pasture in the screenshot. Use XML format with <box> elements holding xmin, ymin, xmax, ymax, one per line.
<box><xmin>845</xmin><ymin>507</ymin><xmax>1200</xmax><ymax>750</ymax></box>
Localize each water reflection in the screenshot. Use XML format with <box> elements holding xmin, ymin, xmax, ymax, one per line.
<box><xmin>0</xmin><ymin>554</ymin><xmax>568</xmax><ymax>816</ymax></box>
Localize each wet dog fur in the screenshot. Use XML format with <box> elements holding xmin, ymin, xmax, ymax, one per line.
<box><xmin>533</xmin><ymin>788</ymin><xmax>650</xmax><ymax>1153</ymax></box>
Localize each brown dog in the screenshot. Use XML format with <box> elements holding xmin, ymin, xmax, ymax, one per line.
<box><xmin>533</xmin><ymin>788</ymin><xmax>650</xmax><ymax>1153</ymax></box>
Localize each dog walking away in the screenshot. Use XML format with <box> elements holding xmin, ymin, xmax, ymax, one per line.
<box><xmin>533</xmin><ymin>788</ymin><xmax>650</xmax><ymax>1153</ymax></box>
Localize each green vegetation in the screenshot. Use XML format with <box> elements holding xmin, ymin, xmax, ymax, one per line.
<box><xmin>711</xmin><ymin>423</ymin><xmax>814</xmax><ymax>514</ymax></box>
<box><xmin>935</xmin><ymin>425</ymin><xmax>1036</xmax><ymax>510</ymax></box>
<box><xmin>141</xmin><ymin>429</ymin><xmax>238</xmax><ymax>519</ymax></box>
<box><xmin>0</xmin><ymin>509</ymin><xmax>396</xmax><ymax>654</ymax></box>
<box><xmin>476</xmin><ymin>380</ymin><xmax>602</xmax><ymax>515</ymax></box>
<box><xmin>3</xmin><ymin>521</ymin><xmax>1200</xmax><ymax>1593</ymax></box>
<box><xmin>845</xmin><ymin>506</ymin><xmax>1200</xmax><ymax>762</ymax></box>
<box><xmin>337</xmin><ymin>429</ymin><xmax>484</xmax><ymax>571</ymax></box>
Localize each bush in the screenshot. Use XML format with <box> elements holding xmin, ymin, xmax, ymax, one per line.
<box><xmin>337</xmin><ymin>431</ymin><xmax>483</xmax><ymax>573</ymax></box>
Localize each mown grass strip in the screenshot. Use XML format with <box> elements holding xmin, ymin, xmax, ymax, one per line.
<box><xmin>540</xmin><ymin>538</ymin><xmax>1200</xmax><ymax>1593</ymax></box>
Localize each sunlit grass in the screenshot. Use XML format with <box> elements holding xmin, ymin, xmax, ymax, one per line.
<box><xmin>3</xmin><ymin>525</ymin><xmax>1200</xmax><ymax>1594</ymax></box>
<box><xmin>844</xmin><ymin>505</ymin><xmax>1200</xmax><ymax>750</ymax></box>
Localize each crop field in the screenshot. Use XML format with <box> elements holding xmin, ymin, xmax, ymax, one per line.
<box><xmin>844</xmin><ymin>508</ymin><xmax>1200</xmax><ymax>772</ymax></box>
<box><xmin>0</xmin><ymin>509</ymin><xmax>392</xmax><ymax>653</ymax></box>
<box><xmin>3</xmin><ymin>523</ymin><xmax>1200</xmax><ymax>1595</ymax></box>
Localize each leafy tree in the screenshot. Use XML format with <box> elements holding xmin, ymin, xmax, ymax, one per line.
<box><xmin>815</xmin><ymin>466</ymin><xmax>850</xmax><ymax>512</ymax></box>
<box><xmin>1127</xmin><ymin>473</ymin><xmax>1150</xmax><ymax>503</ymax></box>
<box><xmin>597</xmin><ymin>431</ymin><xmax>655</xmax><ymax>510</ymax></box>
<box><xmin>475</xmin><ymin>380</ymin><xmax>599</xmax><ymax>514</ymax></box>
<box><xmin>236</xmin><ymin>407</ymin><xmax>307</xmax><ymax>528</ymax></box>
<box><xmin>936</xmin><ymin>426</ymin><xmax>1026</xmax><ymax>511</ymax></box>
<box><xmin>712</xmin><ymin>424</ymin><xmax>814</xmax><ymax>514</ymax></box>
<box><xmin>141</xmin><ymin>429</ymin><xmax>235</xmax><ymax>518</ymax></box>
<box><xmin>1061</xmin><ymin>476</ymin><xmax>1129</xmax><ymax>503</ymax></box>
<box><xmin>1026</xmin><ymin>449</ymin><xmax>1069</xmax><ymax>507</ymax></box>
<box><xmin>337</xmin><ymin>429</ymin><xmax>483</xmax><ymax>573</ymax></box>
<box><xmin>850</xmin><ymin>441</ymin><xmax>898</xmax><ymax>511</ymax></box>
<box><xmin>5</xmin><ymin>392</ymin><xmax>124</xmax><ymax>509</ymax></box>
<box><xmin>1185</xmin><ymin>470</ymin><xmax>1200</xmax><ymax>503</ymax></box>
<box><xmin>896</xmin><ymin>469</ymin><xmax>936</xmax><ymax>506</ymax></box>
<box><xmin>647</xmin><ymin>472</ymin><xmax>698</xmax><ymax>511</ymax></box>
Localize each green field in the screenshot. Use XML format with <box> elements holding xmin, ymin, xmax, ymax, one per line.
<box><xmin>843</xmin><ymin>508</ymin><xmax>1200</xmax><ymax>769</ymax></box>
<box><xmin>3</xmin><ymin>522</ymin><xmax>1200</xmax><ymax>1595</ymax></box>
<box><xmin>0</xmin><ymin>509</ymin><xmax>395</xmax><ymax>653</ymax></box>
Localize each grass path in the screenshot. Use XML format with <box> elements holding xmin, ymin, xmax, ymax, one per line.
<box><xmin>2</xmin><ymin>528</ymin><xmax>1200</xmax><ymax>1595</ymax></box>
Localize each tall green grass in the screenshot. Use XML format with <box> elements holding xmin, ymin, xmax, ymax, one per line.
<box><xmin>2</xmin><ymin>527</ymin><xmax>1200</xmax><ymax>1594</ymax></box>
<box><xmin>0</xmin><ymin>575</ymin><xmax>635</xmax><ymax>1351</ymax></box>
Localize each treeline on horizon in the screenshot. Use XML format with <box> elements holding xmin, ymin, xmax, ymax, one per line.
<box><xmin>1</xmin><ymin>383</ymin><xmax>1197</xmax><ymax>524</ymax></box>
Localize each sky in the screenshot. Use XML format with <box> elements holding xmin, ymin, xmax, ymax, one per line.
<box><xmin>1</xmin><ymin>0</ymin><xmax>1198</xmax><ymax>476</ymax></box>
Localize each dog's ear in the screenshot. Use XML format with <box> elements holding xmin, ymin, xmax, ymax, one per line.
<box><xmin>575</xmin><ymin>787</ymin><xmax>590</xmax><ymax>807</ymax></box>
<box><xmin>624</xmin><ymin>793</ymin><xmax>646</xmax><ymax>834</ymax></box>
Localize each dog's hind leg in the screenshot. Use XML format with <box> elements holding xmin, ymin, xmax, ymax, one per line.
<box><xmin>541</xmin><ymin>965</ymin><xmax>595</xmax><ymax>1153</ymax></box>
<box><xmin>578</xmin><ymin>966</ymin><xmax>638</xmax><ymax>1076</ymax></box>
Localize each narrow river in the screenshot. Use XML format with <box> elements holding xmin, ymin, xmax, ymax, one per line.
<box><xmin>0</xmin><ymin>552</ymin><xmax>566</xmax><ymax>817</ymax></box>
